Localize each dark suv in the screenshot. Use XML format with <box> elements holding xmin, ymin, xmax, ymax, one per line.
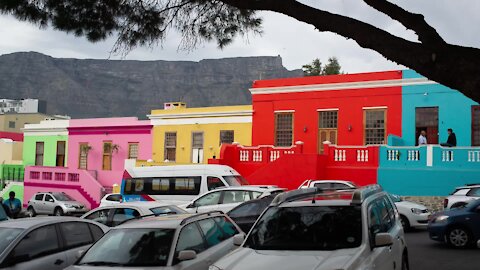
<box><xmin>429</xmin><ymin>199</ymin><xmax>480</xmax><ymax>248</ymax></box>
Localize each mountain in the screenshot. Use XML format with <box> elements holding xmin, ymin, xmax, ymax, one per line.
<box><xmin>0</xmin><ymin>52</ymin><xmax>302</xmax><ymax>118</ymax></box>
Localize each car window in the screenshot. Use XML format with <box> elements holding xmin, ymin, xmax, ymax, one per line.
<box><xmin>150</xmin><ymin>206</ymin><xmax>182</xmax><ymax>216</ymax></box>
<box><xmin>467</xmin><ymin>188</ymin><xmax>480</xmax><ymax>197</ymax></box>
<box><xmin>59</xmin><ymin>222</ymin><xmax>94</xmax><ymax>249</ymax></box>
<box><xmin>88</xmin><ymin>224</ymin><xmax>104</xmax><ymax>241</ymax></box>
<box><xmin>207</xmin><ymin>177</ymin><xmax>225</xmax><ymax>191</ymax></box>
<box><xmin>331</xmin><ymin>183</ymin><xmax>352</xmax><ymax>190</ymax></box>
<box><xmin>11</xmin><ymin>225</ymin><xmax>59</xmax><ymax>262</ymax></box>
<box><xmin>34</xmin><ymin>194</ymin><xmax>44</xmax><ymax>201</ymax></box>
<box><xmin>222</xmin><ymin>191</ymin><xmax>253</xmax><ymax>204</ymax></box>
<box><xmin>228</xmin><ymin>202</ymin><xmax>262</xmax><ymax>218</ymax></box>
<box><xmin>195</xmin><ymin>192</ymin><xmax>221</xmax><ymax>207</ymax></box>
<box><xmin>313</xmin><ymin>183</ymin><xmax>331</xmax><ymax>189</ymax></box>
<box><xmin>175</xmin><ymin>223</ymin><xmax>206</xmax><ymax>264</ymax></box>
<box><xmin>0</xmin><ymin>228</ymin><xmax>23</xmax><ymax>253</ymax></box>
<box><xmin>198</xmin><ymin>218</ymin><xmax>224</xmax><ymax>247</ymax></box>
<box><xmin>378</xmin><ymin>197</ymin><xmax>395</xmax><ymax>231</ymax></box>
<box><xmin>111</xmin><ymin>208</ymin><xmax>141</xmax><ymax>226</ymax></box>
<box><xmin>453</xmin><ymin>189</ymin><xmax>469</xmax><ymax>196</ymax></box>
<box><xmin>214</xmin><ymin>216</ymin><xmax>238</xmax><ymax>238</ymax></box>
<box><xmin>84</xmin><ymin>209</ymin><xmax>112</xmax><ymax>226</ymax></box>
<box><xmin>44</xmin><ymin>194</ymin><xmax>54</xmax><ymax>202</ymax></box>
<box><xmin>106</xmin><ymin>194</ymin><xmax>123</xmax><ymax>202</ymax></box>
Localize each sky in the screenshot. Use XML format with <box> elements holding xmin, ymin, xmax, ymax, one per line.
<box><xmin>0</xmin><ymin>0</ymin><xmax>479</xmax><ymax>72</ymax></box>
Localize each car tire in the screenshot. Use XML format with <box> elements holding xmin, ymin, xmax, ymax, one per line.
<box><xmin>27</xmin><ymin>206</ymin><xmax>36</xmax><ymax>217</ymax></box>
<box><xmin>54</xmin><ymin>207</ymin><xmax>64</xmax><ymax>216</ymax></box>
<box><xmin>400</xmin><ymin>215</ymin><xmax>411</xmax><ymax>231</ymax></box>
<box><xmin>447</xmin><ymin>227</ymin><xmax>471</xmax><ymax>248</ymax></box>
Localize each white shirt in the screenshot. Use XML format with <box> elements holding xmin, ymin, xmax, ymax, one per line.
<box><xmin>418</xmin><ymin>135</ymin><xmax>427</xmax><ymax>145</ymax></box>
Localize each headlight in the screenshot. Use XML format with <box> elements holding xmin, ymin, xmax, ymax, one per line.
<box><xmin>209</xmin><ymin>266</ymin><xmax>221</xmax><ymax>270</ymax></box>
<box><xmin>434</xmin><ymin>215</ymin><xmax>449</xmax><ymax>223</ymax></box>
<box><xmin>64</xmin><ymin>204</ymin><xmax>73</xmax><ymax>208</ymax></box>
<box><xmin>411</xmin><ymin>208</ymin><xmax>423</xmax><ymax>215</ymax></box>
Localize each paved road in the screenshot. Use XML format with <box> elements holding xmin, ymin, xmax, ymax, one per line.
<box><xmin>406</xmin><ymin>229</ymin><xmax>479</xmax><ymax>270</ymax></box>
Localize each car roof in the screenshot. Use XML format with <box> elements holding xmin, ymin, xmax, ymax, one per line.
<box><xmin>114</xmin><ymin>213</ymin><xmax>222</xmax><ymax>229</ymax></box>
<box><xmin>456</xmin><ymin>184</ymin><xmax>480</xmax><ymax>189</ymax></box>
<box><xmin>209</xmin><ymin>186</ymin><xmax>283</xmax><ymax>193</ymax></box>
<box><xmin>127</xmin><ymin>165</ymin><xmax>239</xmax><ymax>176</ymax></box>
<box><xmin>281</xmin><ymin>199</ymin><xmax>354</xmax><ymax>208</ymax></box>
<box><xmin>0</xmin><ymin>216</ymin><xmax>92</xmax><ymax>229</ymax></box>
<box><xmin>95</xmin><ymin>201</ymin><xmax>176</xmax><ymax>210</ymax></box>
<box><xmin>309</xmin><ymin>180</ymin><xmax>355</xmax><ymax>184</ymax></box>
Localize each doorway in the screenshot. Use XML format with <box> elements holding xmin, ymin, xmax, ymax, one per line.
<box><xmin>415</xmin><ymin>107</ymin><xmax>439</xmax><ymax>145</ymax></box>
<box><xmin>192</xmin><ymin>132</ymin><xmax>204</xmax><ymax>163</ymax></box>
<box><xmin>318</xmin><ymin>110</ymin><xmax>338</xmax><ymax>153</ymax></box>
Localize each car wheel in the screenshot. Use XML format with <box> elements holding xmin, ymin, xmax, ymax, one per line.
<box><xmin>54</xmin><ymin>207</ymin><xmax>64</xmax><ymax>216</ymax></box>
<box><xmin>447</xmin><ymin>227</ymin><xmax>471</xmax><ymax>248</ymax></box>
<box><xmin>27</xmin><ymin>206</ymin><xmax>36</xmax><ymax>217</ymax></box>
<box><xmin>400</xmin><ymin>215</ymin><xmax>411</xmax><ymax>231</ymax></box>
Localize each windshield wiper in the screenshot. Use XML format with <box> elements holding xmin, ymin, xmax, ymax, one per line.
<box><xmin>79</xmin><ymin>261</ymin><xmax>125</xmax><ymax>266</ymax></box>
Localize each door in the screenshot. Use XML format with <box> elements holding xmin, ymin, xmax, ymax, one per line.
<box><xmin>43</xmin><ymin>194</ymin><xmax>56</xmax><ymax>215</ymax></box>
<box><xmin>174</xmin><ymin>223</ymin><xmax>209</xmax><ymax>270</ymax></box>
<box><xmin>368</xmin><ymin>202</ymin><xmax>393</xmax><ymax>270</ymax></box>
<box><xmin>219</xmin><ymin>190</ymin><xmax>258</xmax><ymax>213</ymax></box>
<box><xmin>197</xmin><ymin>217</ymin><xmax>238</xmax><ymax>264</ymax></box>
<box><xmin>31</xmin><ymin>193</ymin><xmax>44</xmax><ymax>213</ymax></box>
<box><xmin>58</xmin><ymin>222</ymin><xmax>97</xmax><ymax>266</ymax></box>
<box><xmin>318</xmin><ymin>110</ymin><xmax>338</xmax><ymax>153</ymax></box>
<box><xmin>6</xmin><ymin>225</ymin><xmax>67</xmax><ymax>270</ymax></box>
<box><xmin>188</xmin><ymin>191</ymin><xmax>222</xmax><ymax>214</ymax></box>
<box><xmin>415</xmin><ymin>107</ymin><xmax>439</xmax><ymax>145</ymax></box>
<box><xmin>192</xmin><ymin>132</ymin><xmax>204</xmax><ymax>163</ymax></box>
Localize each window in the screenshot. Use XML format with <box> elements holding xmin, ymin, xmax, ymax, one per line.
<box><xmin>44</xmin><ymin>194</ymin><xmax>54</xmax><ymax>202</ymax></box>
<box><xmin>207</xmin><ymin>176</ymin><xmax>225</xmax><ymax>191</ymax></box>
<box><xmin>111</xmin><ymin>208</ymin><xmax>141</xmax><ymax>227</ymax></box>
<box><xmin>364</xmin><ymin>109</ymin><xmax>386</xmax><ymax>145</ymax></box>
<box><xmin>35</xmin><ymin>142</ymin><xmax>44</xmax><ymax>166</ymax></box>
<box><xmin>106</xmin><ymin>194</ymin><xmax>123</xmax><ymax>202</ymax></box>
<box><xmin>467</xmin><ymin>188</ymin><xmax>480</xmax><ymax>197</ymax></box>
<box><xmin>152</xmin><ymin>179</ymin><xmax>170</xmax><ymax>192</ymax></box>
<box><xmin>368</xmin><ymin>197</ymin><xmax>395</xmax><ymax>241</ymax></box>
<box><xmin>56</xmin><ymin>141</ymin><xmax>66</xmax><ymax>167</ymax></box>
<box><xmin>222</xmin><ymin>190</ymin><xmax>256</xmax><ymax>204</ymax></box>
<box><xmin>228</xmin><ymin>201</ymin><xmax>263</xmax><ymax>218</ymax></box>
<box><xmin>275</xmin><ymin>113</ymin><xmax>293</xmax><ymax>147</ymax></box>
<box><xmin>213</xmin><ymin>216</ymin><xmax>238</xmax><ymax>238</ymax></box>
<box><xmin>79</xmin><ymin>143</ymin><xmax>89</xmax><ymax>170</ymax></box>
<box><xmin>194</xmin><ymin>192</ymin><xmax>221</xmax><ymax>207</ymax></box>
<box><xmin>88</xmin><ymin>224</ymin><xmax>105</xmax><ymax>241</ymax></box>
<box><xmin>10</xmin><ymin>225</ymin><xmax>59</xmax><ymax>262</ymax></box>
<box><xmin>123</xmin><ymin>177</ymin><xmax>201</xmax><ymax>196</ymax></box>
<box><xmin>220</xmin><ymin>130</ymin><xmax>235</xmax><ymax>145</ymax></box>
<box><xmin>84</xmin><ymin>209</ymin><xmax>111</xmax><ymax>226</ymax></box>
<box><xmin>128</xmin><ymin>143</ymin><xmax>139</xmax><ymax>159</ymax></box>
<box><xmin>198</xmin><ymin>218</ymin><xmax>224</xmax><ymax>248</ymax></box>
<box><xmin>59</xmin><ymin>222</ymin><xmax>94</xmax><ymax>249</ymax></box>
<box><xmin>473</xmin><ymin>106</ymin><xmax>480</xmax><ymax>146</ymax></box>
<box><xmin>175</xmin><ymin>223</ymin><xmax>206</xmax><ymax>262</ymax></box>
<box><xmin>8</xmin><ymin>121</ymin><xmax>15</xmax><ymax>129</ymax></box>
<box><xmin>416</xmin><ymin>107</ymin><xmax>439</xmax><ymax>145</ymax></box>
<box><xmin>319</xmin><ymin>111</ymin><xmax>338</xmax><ymax>129</ymax></box>
<box><xmin>192</xmin><ymin>132</ymin><xmax>204</xmax><ymax>163</ymax></box>
<box><xmin>150</xmin><ymin>206</ymin><xmax>183</xmax><ymax>216</ymax></box>
<box><xmin>164</xmin><ymin>132</ymin><xmax>177</xmax><ymax>162</ymax></box>
<box><xmin>102</xmin><ymin>142</ymin><xmax>112</xmax><ymax>171</ymax></box>
<box><xmin>34</xmin><ymin>194</ymin><xmax>44</xmax><ymax>201</ymax></box>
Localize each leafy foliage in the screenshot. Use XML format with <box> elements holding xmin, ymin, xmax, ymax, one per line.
<box><xmin>302</xmin><ymin>57</ymin><xmax>342</xmax><ymax>76</ymax></box>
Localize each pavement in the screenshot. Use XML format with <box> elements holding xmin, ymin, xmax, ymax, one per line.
<box><xmin>406</xmin><ymin>229</ymin><xmax>479</xmax><ymax>270</ymax></box>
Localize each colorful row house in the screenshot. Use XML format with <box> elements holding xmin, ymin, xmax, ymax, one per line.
<box><xmin>0</xmin><ymin>132</ymin><xmax>24</xmax><ymax>200</ymax></box>
<box><xmin>211</xmin><ymin>70</ymin><xmax>480</xmax><ymax>196</ymax></box>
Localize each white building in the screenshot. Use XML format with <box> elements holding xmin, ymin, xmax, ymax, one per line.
<box><xmin>0</xmin><ymin>99</ymin><xmax>47</xmax><ymax>114</ymax></box>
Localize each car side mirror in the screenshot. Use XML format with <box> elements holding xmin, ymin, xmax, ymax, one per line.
<box><xmin>374</xmin><ymin>233</ymin><xmax>394</xmax><ymax>248</ymax></box>
<box><xmin>233</xmin><ymin>233</ymin><xmax>245</xmax><ymax>246</ymax></box>
<box><xmin>187</xmin><ymin>203</ymin><xmax>195</xmax><ymax>209</ymax></box>
<box><xmin>178</xmin><ymin>250</ymin><xmax>197</xmax><ymax>261</ymax></box>
<box><xmin>49</xmin><ymin>199</ymin><xmax>54</xmax><ymax>202</ymax></box>
<box><xmin>76</xmin><ymin>249</ymin><xmax>85</xmax><ymax>259</ymax></box>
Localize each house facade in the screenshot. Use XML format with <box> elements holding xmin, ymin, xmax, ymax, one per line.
<box><xmin>147</xmin><ymin>102</ymin><xmax>252</xmax><ymax>165</ymax></box>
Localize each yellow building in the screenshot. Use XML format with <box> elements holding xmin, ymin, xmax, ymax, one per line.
<box><xmin>0</xmin><ymin>113</ymin><xmax>68</xmax><ymax>133</ymax></box>
<box><xmin>147</xmin><ymin>102</ymin><xmax>252</xmax><ymax>164</ymax></box>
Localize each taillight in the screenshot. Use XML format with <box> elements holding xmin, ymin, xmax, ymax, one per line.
<box><xmin>443</xmin><ymin>199</ymin><xmax>448</xmax><ymax>208</ymax></box>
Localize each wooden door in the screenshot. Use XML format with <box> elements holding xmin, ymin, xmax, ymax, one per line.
<box><xmin>318</xmin><ymin>129</ymin><xmax>337</xmax><ymax>154</ymax></box>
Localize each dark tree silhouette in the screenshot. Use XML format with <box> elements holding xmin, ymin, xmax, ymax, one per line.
<box><xmin>2</xmin><ymin>0</ymin><xmax>479</xmax><ymax>101</ymax></box>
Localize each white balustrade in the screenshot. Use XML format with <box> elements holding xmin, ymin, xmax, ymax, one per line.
<box><xmin>334</xmin><ymin>149</ymin><xmax>346</xmax><ymax>161</ymax></box>
<box><xmin>356</xmin><ymin>150</ymin><xmax>369</xmax><ymax>162</ymax></box>
<box><xmin>407</xmin><ymin>150</ymin><xmax>420</xmax><ymax>161</ymax></box>
<box><xmin>387</xmin><ymin>150</ymin><xmax>399</xmax><ymax>161</ymax></box>
<box><xmin>239</xmin><ymin>150</ymin><xmax>249</xmax><ymax>162</ymax></box>
<box><xmin>270</xmin><ymin>151</ymin><xmax>280</xmax><ymax>162</ymax></box>
<box><xmin>468</xmin><ymin>151</ymin><xmax>480</xmax><ymax>162</ymax></box>
<box><xmin>252</xmin><ymin>150</ymin><xmax>263</xmax><ymax>162</ymax></box>
<box><xmin>442</xmin><ymin>150</ymin><xmax>454</xmax><ymax>162</ymax></box>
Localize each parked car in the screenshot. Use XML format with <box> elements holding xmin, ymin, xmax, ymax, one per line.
<box><xmin>67</xmin><ymin>211</ymin><xmax>244</xmax><ymax>269</ymax></box>
<box><xmin>298</xmin><ymin>179</ymin><xmax>357</xmax><ymax>190</ymax></box>
<box><xmin>27</xmin><ymin>192</ymin><xmax>88</xmax><ymax>217</ymax></box>
<box><xmin>180</xmin><ymin>186</ymin><xmax>284</xmax><ymax>214</ymax></box>
<box><xmin>210</xmin><ymin>185</ymin><xmax>409</xmax><ymax>270</ymax></box>
<box><xmin>388</xmin><ymin>194</ymin><xmax>431</xmax><ymax>231</ymax></box>
<box><xmin>0</xmin><ymin>217</ymin><xmax>108</xmax><ymax>270</ymax></box>
<box><xmin>227</xmin><ymin>195</ymin><xmax>276</xmax><ymax>233</ymax></box>
<box><xmin>444</xmin><ymin>184</ymin><xmax>480</xmax><ymax>209</ymax></box>
<box><xmin>428</xmin><ymin>199</ymin><xmax>480</xmax><ymax>248</ymax></box>
<box><xmin>99</xmin><ymin>193</ymin><xmax>124</xmax><ymax>207</ymax></box>
<box><xmin>81</xmin><ymin>201</ymin><xmax>187</xmax><ymax>227</ymax></box>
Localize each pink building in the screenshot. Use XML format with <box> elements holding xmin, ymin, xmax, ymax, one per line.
<box><xmin>24</xmin><ymin>118</ymin><xmax>152</xmax><ymax>209</ymax></box>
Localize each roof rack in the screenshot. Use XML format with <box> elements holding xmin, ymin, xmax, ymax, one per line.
<box><xmin>271</xmin><ymin>187</ymin><xmax>321</xmax><ymax>205</ymax></box>
<box><xmin>350</xmin><ymin>185</ymin><xmax>383</xmax><ymax>205</ymax></box>
<box><xmin>117</xmin><ymin>211</ymin><xmax>178</xmax><ymax>226</ymax></box>
<box><xmin>180</xmin><ymin>211</ymin><xmax>225</xmax><ymax>225</ymax></box>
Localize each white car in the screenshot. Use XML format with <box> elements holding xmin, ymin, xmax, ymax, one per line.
<box><xmin>81</xmin><ymin>201</ymin><xmax>186</xmax><ymax>227</ymax></box>
<box><xmin>444</xmin><ymin>184</ymin><xmax>480</xmax><ymax>209</ymax></box>
<box><xmin>210</xmin><ymin>186</ymin><xmax>409</xmax><ymax>270</ymax></box>
<box><xmin>388</xmin><ymin>194</ymin><xmax>430</xmax><ymax>230</ymax></box>
<box><xmin>180</xmin><ymin>186</ymin><xmax>285</xmax><ymax>214</ymax></box>
<box><xmin>99</xmin><ymin>193</ymin><xmax>124</xmax><ymax>207</ymax></box>
<box><xmin>298</xmin><ymin>179</ymin><xmax>357</xmax><ymax>190</ymax></box>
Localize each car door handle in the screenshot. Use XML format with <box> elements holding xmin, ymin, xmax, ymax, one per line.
<box><xmin>54</xmin><ymin>259</ymin><xmax>64</xmax><ymax>265</ymax></box>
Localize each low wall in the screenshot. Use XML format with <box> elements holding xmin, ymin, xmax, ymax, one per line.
<box><xmin>401</xmin><ymin>196</ymin><xmax>446</xmax><ymax>213</ymax></box>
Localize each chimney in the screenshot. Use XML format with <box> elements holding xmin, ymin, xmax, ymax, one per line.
<box><xmin>164</xmin><ymin>102</ymin><xmax>187</xmax><ymax>110</ymax></box>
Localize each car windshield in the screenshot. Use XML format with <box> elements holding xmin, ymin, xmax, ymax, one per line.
<box><xmin>388</xmin><ymin>194</ymin><xmax>402</xmax><ymax>202</ymax></box>
<box><xmin>0</xmin><ymin>228</ymin><xmax>23</xmax><ymax>252</ymax></box>
<box><xmin>244</xmin><ymin>205</ymin><xmax>362</xmax><ymax>251</ymax></box>
<box><xmin>78</xmin><ymin>228</ymin><xmax>175</xmax><ymax>267</ymax></box>
<box><xmin>54</xmin><ymin>193</ymin><xmax>75</xmax><ymax>201</ymax></box>
<box><xmin>150</xmin><ymin>206</ymin><xmax>185</xmax><ymax>216</ymax></box>
<box><xmin>223</xmin><ymin>175</ymin><xmax>249</xmax><ymax>186</ymax></box>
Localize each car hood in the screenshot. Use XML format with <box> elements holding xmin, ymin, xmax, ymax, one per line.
<box><xmin>213</xmin><ymin>247</ymin><xmax>358</xmax><ymax>270</ymax></box>
<box><xmin>395</xmin><ymin>201</ymin><xmax>428</xmax><ymax>210</ymax></box>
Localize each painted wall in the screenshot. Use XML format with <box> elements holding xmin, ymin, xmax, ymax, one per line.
<box><xmin>150</xmin><ymin>105</ymin><xmax>252</xmax><ymax>164</ymax></box>
<box><xmin>0</xmin><ymin>113</ymin><xmax>52</xmax><ymax>133</ymax></box>
<box><xmin>0</xmin><ymin>140</ymin><xmax>23</xmax><ymax>165</ymax></box>
<box><xmin>251</xmin><ymin>71</ymin><xmax>403</xmax><ymax>153</ymax></box>
<box><xmin>402</xmin><ymin>70</ymin><xmax>478</xmax><ymax>146</ymax></box>
<box><xmin>67</xmin><ymin>118</ymin><xmax>152</xmax><ymax>188</ymax></box>
<box><xmin>23</xmin><ymin>135</ymin><xmax>68</xmax><ymax>166</ymax></box>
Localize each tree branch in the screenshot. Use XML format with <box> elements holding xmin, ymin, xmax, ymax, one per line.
<box><xmin>362</xmin><ymin>0</ymin><xmax>445</xmax><ymax>47</ymax></box>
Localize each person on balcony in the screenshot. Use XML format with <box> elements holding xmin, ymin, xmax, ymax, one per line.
<box><xmin>3</xmin><ymin>191</ymin><xmax>21</xmax><ymax>219</ymax></box>
<box><xmin>418</xmin><ymin>130</ymin><xmax>427</xmax><ymax>145</ymax></box>
<box><xmin>441</xmin><ymin>128</ymin><xmax>457</xmax><ymax>147</ymax></box>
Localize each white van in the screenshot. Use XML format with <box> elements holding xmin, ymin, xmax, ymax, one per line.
<box><xmin>121</xmin><ymin>165</ymin><xmax>248</xmax><ymax>203</ymax></box>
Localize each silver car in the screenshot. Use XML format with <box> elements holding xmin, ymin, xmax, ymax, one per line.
<box><xmin>27</xmin><ymin>192</ymin><xmax>88</xmax><ymax>216</ymax></box>
<box><xmin>444</xmin><ymin>184</ymin><xmax>480</xmax><ymax>209</ymax></box>
<box><xmin>67</xmin><ymin>211</ymin><xmax>244</xmax><ymax>270</ymax></box>
<box><xmin>0</xmin><ymin>217</ymin><xmax>108</xmax><ymax>270</ymax></box>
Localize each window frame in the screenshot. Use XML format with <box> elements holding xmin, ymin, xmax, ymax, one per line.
<box><xmin>35</xmin><ymin>142</ymin><xmax>44</xmax><ymax>166</ymax></box>
<box><xmin>364</xmin><ymin>109</ymin><xmax>387</xmax><ymax>145</ymax></box>
<box><xmin>274</xmin><ymin>112</ymin><xmax>294</xmax><ymax>147</ymax></box>
<box><xmin>102</xmin><ymin>142</ymin><xmax>113</xmax><ymax>171</ymax></box>
<box><xmin>164</xmin><ymin>132</ymin><xmax>177</xmax><ymax>162</ymax></box>
<box><xmin>472</xmin><ymin>105</ymin><xmax>480</xmax><ymax>146</ymax></box>
<box><xmin>78</xmin><ymin>143</ymin><xmax>89</xmax><ymax>170</ymax></box>
<box><xmin>127</xmin><ymin>143</ymin><xmax>139</xmax><ymax>159</ymax></box>
<box><xmin>219</xmin><ymin>130</ymin><xmax>235</xmax><ymax>145</ymax></box>
<box><xmin>56</xmin><ymin>141</ymin><xmax>66</xmax><ymax>167</ymax></box>
<box><xmin>173</xmin><ymin>222</ymin><xmax>208</xmax><ymax>265</ymax></box>
<box><xmin>8</xmin><ymin>121</ymin><xmax>15</xmax><ymax>129</ymax></box>
<box><xmin>58</xmin><ymin>222</ymin><xmax>95</xmax><ymax>250</ymax></box>
<box><xmin>7</xmin><ymin>225</ymin><xmax>61</xmax><ymax>264</ymax></box>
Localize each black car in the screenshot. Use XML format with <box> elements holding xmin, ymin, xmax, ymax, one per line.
<box><xmin>227</xmin><ymin>195</ymin><xmax>275</xmax><ymax>233</ymax></box>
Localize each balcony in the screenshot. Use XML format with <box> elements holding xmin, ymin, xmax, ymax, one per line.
<box><xmin>0</xmin><ymin>164</ymin><xmax>24</xmax><ymax>181</ymax></box>
<box><xmin>323</xmin><ymin>143</ymin><xmax>379</xmax><ymax>167</ymax></box>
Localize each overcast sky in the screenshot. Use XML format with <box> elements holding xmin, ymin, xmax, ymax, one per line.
<box><xmin>0</xmin><ymin>0</ymin><xmax>479</xmax><ymax>72</ymax></box>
